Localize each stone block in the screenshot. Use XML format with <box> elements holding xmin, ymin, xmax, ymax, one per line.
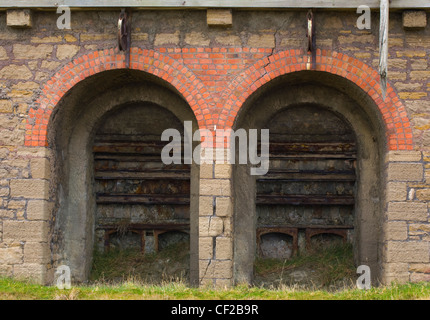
<box><xmin>403</xmin><ymin>11</ymin><xmax>427</xmax><ymax>29</ymax></box>
<box><xmin>13</xmin><ymin>263</ymin><xmax>47</xmax><ymax>284</ymax></box>
<box><xmin>6</xmin><ymin>9</ymin><xmax>32</xmax><ymax>28</ymax></box>
<box><xmin>200</xmin><ymin>163</ymin><xmax>213</xmax><ymax>179</ymax></box>
<box><xmin>199</xmin><ymin>216</ymin><xmax>224</xmax><ymax>237</ymax></box>
<box><xmin>247</xmin><ymin>34</ymin><xmax>275</xmax><ymax>48</ymax></box>
<box><xmin>199</xmin><ymin>179</ymin><xmax>231</xmax><ymax>197</ymax></box>
<box><xmin>199</xmin><ymin>196</ymin><xmax>214</xmax><ymax>216</ymax></box>
<box><xmin>0</xmin><ymin>65</ymin><xmax>32</xmax><ymax>80</ymax></box>
<box><xmin>215</xmin><ymin>197</ymin><xmax>232</xmax><ymax>217</ymax></box>
<box><xmin>27</xmin><ymin>199</ymin><xmax>51</xmax><ymax>221</ymax></box>
<box><xmin>386</xmin><ymin>182</ymin><xmax>407</xmax><ymax>202</ymax></box>
<box><xmin>214</xmin><ymin>164</ymin><xmax>232</xmax><ymax>179</ymax></box>
<box><xmin>216</xmin><ymin>237</ymin><xmax>233</xmax><ymax>260</ymax></box>
<box><xmin>154</xmin><ymin>32</ymin><xmax>180</xmax><ymax>46</ymax></box>
<box><xmin>199</xmin><ymin>259</ymin><xmax>232</xmax><ymax>279</ymax></box>
<box><xmin>385</xmin><ymin>241</ymin><xmax>429</xmax><ymax>263</ymax></box>
<box><xmin>30</xmin><ymin>158</ymin><xmax>51</xmax><ymax>180</ymax></box>
<box><xmin>13</xmin><ymin>44</ymin><xmax>53</xmax><ymax>60</ymax></box>
<box><xmin>24</xmin><ymin>242</ymin><xmax>50</xmax><ymax>264</ymax></box>
<box><xmin>387</xmin><ymin>202</ymin><xmax>428</xmax><ymax>221</ymax></box>
<box><xmin>184</xmin><ymin>32</ymin><xmax>210</xmax><ymax>46</ymax></box>
<box><xmin>385</xmin><ymin>221</ymin><xmax>408</xmax><ymax>241</ymax></box>
<box><xmin>56</xmin><ymin>44</ymin><xmax>80</xmax><ymax>60</ymax></box>
<box><xmin>386</xmin><ymin>151</ymin><xmax>422</xmax><ymax>162</ymax></box>
<box><xmin>387</xmin><ymin>163</ymin><xmax>423</xmax><ymax>182</ymax></box>
<box><xmin>207</xmin><ymin>9</ymin><xmax>232</xmax><ymax>27</ymax></box>
<box><xmin>10</xmin><ymin>179</ymin><xmax>49</xmax><ymax>200</ymax></box>
<box><xmin>199</xmin><ymin>237</ymin><xmax>213</xmax><ymax>260</ymax></box>
<box><xmin>0</xmin><ymin>100</ymin><xmax>13</xmax><ymax>113</ymax></box>
<box><xmin>3</xmin><ymin>221</ymin><xmax>48</xmax><ymax>242</ymax></box>
<box><xmin>0</xmin><ymin>242</ymin><xmax>23</xmax><ymax>265</ymax></box>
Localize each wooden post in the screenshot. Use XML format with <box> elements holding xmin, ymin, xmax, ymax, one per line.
<box><xmin>379</xmin><ymin>0</ymin><xmax>389</xmax><ymax>100</ymax></box>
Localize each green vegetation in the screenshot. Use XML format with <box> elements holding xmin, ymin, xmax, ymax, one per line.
<box><xmin>1</xmin><ymin>277</ymin><xmax>430</xmax><ymax>300</ymax></box>
<box><xmin>254</xmin><ymin>242</ymin><xmax>356</xmax><ymax>290</ymax></box>
<box><xmin>1</xmin><ymin>242</ymin><xmax>429</xmax><ymax>300</ymax></box>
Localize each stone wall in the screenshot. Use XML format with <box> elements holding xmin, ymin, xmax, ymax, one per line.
<box><xmin>0</xmin><ymin>8</ymin><xmax>428</xmax><ymax>286</ymax></box>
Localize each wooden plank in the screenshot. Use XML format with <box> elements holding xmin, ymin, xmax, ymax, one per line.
<box><xmin>257</xmin><ymin>172</ymin><xmax>356</xmax><ymax>181</ymax></box>
<box><xmin>256</xmin><ymin>194</ymin><xmax>354</xmax><ymax>205</ymax></box>
<box><xmin>1</xmin><ymin>0</ymin><xmax>429</xmax><ymax>9</ymax></box>
<box><xmin>94</xmin><ymin>170</ymin><xmax>190</xmax><ymax>180</ymax></box>
<box><xmin>96</xmin><ymin>194</ymin><xmax>190</xmax><ymax>204</ymax></box>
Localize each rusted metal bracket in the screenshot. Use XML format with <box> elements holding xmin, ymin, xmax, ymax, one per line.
<box><xmin>118</xmin><ymin>8</ymin><xmax>132</xmax><ymax>68</ymax></box>
<box><xmin>306</xmin><ymin>9</ymin><xmax>316</xmax><ymax>70</ymax></box>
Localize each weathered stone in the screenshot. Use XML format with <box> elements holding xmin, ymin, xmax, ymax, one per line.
<box><xmin>13</xmin><ymin>44</ymin><xmax>53</xmax><ymax>60</ymax></box>
<box><xmin>200</xmin><ymin>163</ymin><xmax>213</xmax><ymax>179</ymax></box>
<box><xmin>56</xmin><ymin>44</ymin><xmax>80</xmax><ymax>60</ymax></box>
<box><xmin>30</xmin><ymin>158</ymin><xmax>50</xmax><ymax>180</ymax></box>
<box><xmin>199</xmin><ymin>216</ymin><xmax>224</xmax><ymax>237</ymax></box>
<box><xmin>387</xmin><ymin>163</ymin><xmax>423</xmax><ymax>182</ymax></box>
<box><xmin>409</xmin><ymin>263</ymin><xmax>430</xmax><ymax>274</ymax></box>
<box><xmin>26</xmin><ymin>200</ymin><xmax>51</xmax><ymax>221</ymax></box>
<box><xmin>154</xmin><ymin>32</ymin><xmax>180</xmax><ymax>46</ymax></box>
<box><xmin>408</xmin><ymin>223</ymin><xmax>430</xmax><ymax>236</ymax></box>
<box><xmin>215</xmin><ymin>197</ymin><xmax>232</xmax><ymax>217</ymax></box>
<box><xmin>199</xmin><ymin>237</ymin><xmax>213</xmax><ymax>260</ymax></box>
<box><xmin>386</xmin><ymin>182</ymin><xmax>407</xmax><ymax>202</ymax></box>
<box><xmin>385</xmin><ymin>241</ymin><xmax>429</xmax><ymax>263</ymax></box>
<box><xmin>403</xmin><ymin>11</ymin><xmax>427</xmax><ymax>29</ymax></box>
<box><xmin>200</xmin><ymin>179</ymin><xmax>231</xmax><ymax>197</ymax></box>
<box><xmin>0</xmin><ymin>242</ymin><xmax>23</xmax><ymax>265</ymax></box>
<box><xmin>41</xmin><ymin>60</ymin><xmax>61</xmax><ymax>70</ymax></box>
<box><xmin>0</xmin><ymin>47</ymin><xmax>8</xmax><ymax>60</ymax></box>
<box><xmin>199</xmin><ymin>259</ymin><xmax>232</xmax><ymax>279</ymax></box>
<box><xmin>185</xmin><ymin>32</ymin><xmax>211</xmax><ymax>46</ymax></box>
<box><xmin>3</xmin><ymin>221</ymin><xmax>48</xmax><ymax>242</ymax></box>
<box><xmin>385</xmin><ymin>221</ymin><xmax>408</xmax><ymax>241</ymax></box>
<box><xmin>6</xmin><ymin>9</ymin><xmax>32</xmax><ymax>28</ymax></box>
<box><xmin>387</xmin><ymin>202</ymin><xmax>428</xmax><ymax>221</ymax></box>
<box><xmin>13</xmin><ymin>263</ymin><xmax>47</xmax><ymax>283</ymax></box>
<box><xmin>386</xmin><ymin>151</ymin><xmax>422</xmax><ymax>163</ymax></box>
<box><xmin>0</xmin><ymin>100</ymin><xmax>13</xmax><ymax>113</ymax></box>
<box><xmin>214</xmin><ymin>35</ymin><xmax>241</xmax><ymax>46</ymax></box>
<box><xmin>214</xmin><ymin>164</ymin><xmax>232</xmax><ymax>179</ymax></box>
<box><xmin>207</xmin><ymin>9</ymin><xmax>233</xmax><ymax>27</ymax></box>
<box><xmin>382</xmin><ymin>262</ymin><xmax>409</xmax><ymax>284</ymax></box>
<box><xmin>31</xmin><ymin>36</ymin><xmax>63</xmax><ymax>43</ymax></box>
<box><xmin>10</xmin><ymin>179</ymin><xmax>49</xmax><ymax>200</ymax></box>
<box><xmin>199</xmin><ymin>196</ymin><xmax>213</xmax><ymax>216</ymax></box>
<box><xmin>216</xmin><ymin>237</ymin><xmax>233</xmax><ymax>260</ymax></box>
<box><xmin>23</xmin><ymin>242</ymin><xmax>50</xmax><ymax>264</ymax></box>
<box><xmin>0</xmin><ymin>65</ymin><xmax>32</xmax><ymax>80</ymax></box>
<box><xmin>247</xmin><ymin>34</ymin><xmax>275</xmax><ymax>48</ymax></box>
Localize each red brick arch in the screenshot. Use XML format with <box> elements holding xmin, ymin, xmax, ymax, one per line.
<box><xmin>25</xmin><ymin>47</ymin><xmax>213</xmax><ymax>147</ymax></box>
<box><xmin>217</xmin><ymin>49</ymin><xmax>413</xmax><ymax>151</ymax></box>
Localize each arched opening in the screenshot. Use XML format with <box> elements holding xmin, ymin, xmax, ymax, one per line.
<box><xmin>233</xmin><ymin>71</ymin><xmax>385</xmax><ymax>288</ymax></box>
<box><xmin>48</xmin><ymin>69</ymin><xmax>200</xmax><ymax>285</ymax></box>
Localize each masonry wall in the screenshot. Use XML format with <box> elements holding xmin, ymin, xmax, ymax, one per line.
<box><xmin>0</xmin><ymin>8</ymin><xmax>428</xmax><ymax>286</ymax></box>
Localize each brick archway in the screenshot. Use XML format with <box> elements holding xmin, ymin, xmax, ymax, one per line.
<box><xmin>27</xmin><ymin>48</ymin><xmax>413</xmax><ymax>151</ymax></box>
<box><xmin>218</xmin><ymin>49</ymin><xmax>413</xmax><ymax>151</ymax></box>
<box><xmin>25</xmin><ymin>47</ymin><xmax>213</xmax><ymax>147</ymax></box>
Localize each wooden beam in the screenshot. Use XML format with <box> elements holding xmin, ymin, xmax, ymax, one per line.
<box><xmin>0</xmin><ymin>0</ymin><xmax>429</xmax><ymax>9</ymax></box>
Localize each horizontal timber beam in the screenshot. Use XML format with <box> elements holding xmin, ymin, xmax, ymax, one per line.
<box><xmin>0</xmin><ymin>0</ymin><xmax>429</xmax><ymax>9</ymax></box>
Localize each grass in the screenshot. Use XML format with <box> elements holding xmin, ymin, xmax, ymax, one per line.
<box><xmin>1</xmin><ymin>242</ymin><xmax>429</xmax><ymax>300</ymax></box>
<box><xmin>254</xmin><ymin>242</ymin><xmax>357</xmax><ymax>290</ymax></box>
<box><xmin>1</xmin><ymin>277</ymin><xmax>430</xmax><ymax>300</ymax></box>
